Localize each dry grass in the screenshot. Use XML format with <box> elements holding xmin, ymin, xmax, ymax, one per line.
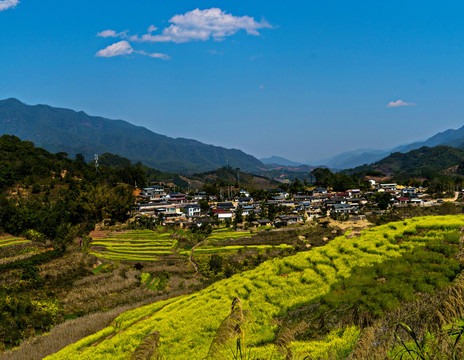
<box><xmin>349</xmin><ymin>273</ymin><xmax>464</xmax><ymax>359</ymax></box>
<box><xmin>130</xmin><ymin>331</ymin><xmax>162</xmax><ymax>360</ymax></box>
<box><xmin>206</xmin><ymin>297</ymin><xmax>251</xmax><ymax>359</ymax></box>
<box><xmin>61</xmin><ymin>264</ymin><xmax>170</xmax><ymax>314</ymax></box>
<box><xmin>0</xmin><ymin>242</ymin><xmax>45</xmax><ymax>264</ymax></box>
<box><xmin>0</xmin><ymin>302</ymin><xmax>150</xmax><ymax>360</ymax></box>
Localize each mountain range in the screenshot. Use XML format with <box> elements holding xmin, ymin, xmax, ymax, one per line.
<box><xmin>3</xmin><ymin>98</ymin><xmax>464</xmax><ymax>176</ymax></box>
<box><xmin>0</xmin><ymin>98</ymin><xmax>263</xmax><ymax>174</ymax></box>
<box><xmin>342</xmin><ymin>145</ymin><xmax>464</xmax><ymax>179</ymax></box>
<box><xmin>315</xmin><ymin>126</ymin><xmax>464</xmax><ymax>169</ymax></box>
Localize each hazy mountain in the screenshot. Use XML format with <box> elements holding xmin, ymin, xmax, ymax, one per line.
<box><xmin>394</xmin><ymin>125</ymin><xmax>464</xmax><ymax>153</ymax></box>
<box><xmin>260</xmin><ymin>156</ymin><xmax>303</xmax><ymax>167</ymax></box>
<box><xmin>317</xmin><ymin>125</ymin><xmax>464</xmax><ymax>170</ymax></box>
<box><xmin>0</xmin><ymin>98</ymin><xmax>264</xmax><ymax>174</ymax></box>
<box><xmin>314</xmin><ymin>148</ymin><xmax>390</xmax><ymax>170</ymax></box>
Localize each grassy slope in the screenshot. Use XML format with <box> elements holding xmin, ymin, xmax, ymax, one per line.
<box><xmin>46</xmin><ymin>215</ymin><xmax>464</xmax><ymax>360</ymax></box>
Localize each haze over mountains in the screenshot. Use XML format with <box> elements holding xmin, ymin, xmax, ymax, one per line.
<box><xmin>260</xmin><ymin>156</ymin><xmax>302</xmax><ymax>167</ymax></box>
<box><xmin>0</xmin><ymin>98</ymin><xmax>263</xmax><ymax>174</ymax></box>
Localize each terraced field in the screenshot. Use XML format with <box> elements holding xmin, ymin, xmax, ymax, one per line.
<box><xmin>47</xmin><ymin>215</ymin><xmax>464</xmax><ymax>360</ymax></box>
<box><xmin>0</xmin><ymin>235</ymin><xmax>30</xmax><ymax>248</ymax></box>
<box><xmin>185</xmin><ymin>228</ymin><xmax>294</xmax><ymax>255</ymax></box>
<box><xmin>190</xmin><ymin>243</ymin><xmax>294</xmax><ymax>255</ymax></box>
<box><xmin>206</xmin><ymin>228</ymin><xmax>254</xmax><ymax>241</ymax></box>
<box><xmin>90</xmin><ymin>230</ymin><xmax>178</xmax><ymax>262</ymax></box>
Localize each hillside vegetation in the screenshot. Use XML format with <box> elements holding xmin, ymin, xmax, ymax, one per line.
<box><xmin>344</xmin><ymin>146</ymin><xmax>464</xmax><ymax>178</ymax></box>
<box><xmin>44</xmin><ymin>215</ymin><xmax>464</xmax><ymax>360</ymax></box>
<box><xmin>185</xmin><ymin>166</ymin><xmax>280</xmax><ymax>190</ymax></box>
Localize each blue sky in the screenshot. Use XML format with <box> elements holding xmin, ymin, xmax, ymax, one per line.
<box><xmin>1</xmin><ymin>1</ymin><xmax>464</xmax><ymax>163</ymax></box>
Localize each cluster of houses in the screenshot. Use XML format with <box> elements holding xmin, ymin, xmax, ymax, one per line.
<box><xmin>369</xmin><ymin>181</ymin><xmax>430</xmax><ymax>206</ymax></box>
<box><xmin>133</xmin><ymin>181</ymin><xmax>446</xmax><ymax>227</ymax></box>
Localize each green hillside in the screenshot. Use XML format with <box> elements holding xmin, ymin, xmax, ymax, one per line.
<box><xmin>0</xmin><ymin>98</ymin><xmax>264</xmax><ymax>173</ymax></box>
<box><xmin>0</xmin><ymin>134</ymin><xmax>143</xmax><ymax>241</ymax></box>
<box><xmin>185</xmin><ymin>166</ymin><xmax>280</xmax><ymax>190</ymax></box>
<box><xmin>344</xmin><ymin>145</ymin><xmax>464</xmax><ymax>178</ymax></box>
<box><xmin>45</xmin><ymin>215</ymin><xmax>464</xmax><ymax>360</ymax></box>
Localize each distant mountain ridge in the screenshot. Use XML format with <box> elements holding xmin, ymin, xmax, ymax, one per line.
<box><xmin>317</xmin><ymin>124</ymin><xmax>464</xmax><ymax>169</ymax></box>
<box><xmin>0</xmin><ymin>98</ymin><xmax>264</xmax><ymax>174</ymax></box>
<box><xmin>260</xmin><ymin>156</ymin><xmax>303</xmax><ymax>167</ymax></box>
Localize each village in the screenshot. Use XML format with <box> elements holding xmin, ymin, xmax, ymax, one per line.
<box><xmin>134</xmin><ymin>180</ymin><xmax>455</xmax><ymax>228</ymax></box>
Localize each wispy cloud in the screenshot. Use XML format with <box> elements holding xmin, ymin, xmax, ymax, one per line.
<box><xmin>95</xmin><ymin>40</ymin><xmax>169</xmax><ymax>60</ymax></box>
<box><xmin>250</xmin><ymin>54</ymin><xmax>262</xmax><ymax>61</ymax></box>
<box><xmin>138</xmin><ymin>50</ymin><xmax>170</xmax><ymax>60</ymax></box>
<box><xmin>97</xmin><ymin>29</ymin><xmax>127</xmax><ymax>38</ymax></box>
<box><xmin>207</xmin><ymin>49</ymin><xmax>222</xmax><ymax>55</ymax></box>
<box><xmin>103</xmin><ymin>8</ymin><xmax>272</xmax><ymax>44</ymax></box>
<box><xmin>0</xmin><ymin>0</ymin><xmax>19</xmax><ymax>11</ymax></box>
<box><xmin>386</xmin><ymin>99</ymin><xmax>416</xmax><ymax>108</ymax></box>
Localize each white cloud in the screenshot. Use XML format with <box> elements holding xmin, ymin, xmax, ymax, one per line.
<box><xmin>138</xmin><ymin>50</ymin><xmax>170</xmax><ymax>60</ymax></box>
<box><xmin>95</xmin><ymin>8</ymin><xmax>270</xmax><ymax>60</ymax></box>
<box><xmin>386</xmin><ymin>99</ymin><xmax>416</xmax><ymax>108</ymax></box>
<box><xmin>95</xmin><ymin>41</ymin><xmax>134</xmax><ymax>57</ymax></box>
<box><xmin>97</xmin><ymin>29</ymin><xmax>127</xmax><ymax>38</ymax></box>
<box><xmin>147</xmin><ymin>25</ymin><xmax>158</xmax><ymax>33</ymax></box>
<box><xmin>95</xmin><ymin>40</ymin><xmax>169</xmax><ymax>60</ymax></box>
<box><xmin>130</xmin><ymin>8</ymin><xmax>272</xmax><ymax>43</ymax></box>
<box><xmin>0</xmin><ymin>0</ymin><xmax>19</xmax><ymax>11</ymax></box>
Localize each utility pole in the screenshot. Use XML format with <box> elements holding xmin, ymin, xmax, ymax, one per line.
<box><xmin>94</xmin><ymin>154</ymin><xmax>99</xmax><ymax>173</ymax></box>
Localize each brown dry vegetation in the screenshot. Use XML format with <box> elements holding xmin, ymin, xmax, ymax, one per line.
<box><xmin>0</xmin><ymin>241</ymin><xmax>211</xmax><ymax>356</ymax></box>
<box><xmin>0</xmin><ymin>302</ymin><xmax>146</xmax><ymax>360</ymax></box>
<box><xmin>0</xmin><ymin>241</ymin><xmax>46</xmax><ymax>264</ymax></box>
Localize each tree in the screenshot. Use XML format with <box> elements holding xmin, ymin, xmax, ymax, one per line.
<box><xmin>375</xmin><ymin>192</ymin><xmax>392</xmax><ymax>210</ymax></box>
<box><xmin>245</xmin><ymin>211</ymin><xmax>257</xmax><ymax>226</ymax></box>
<box><xmin>234</xmin><ymin>208</ymin><xmax>243</xmax><ymax>227</ymax></box>
<box><xmin>209</xmin><ymin>254</ymin><xmax>224</xmax><ymax>274</ymax></box>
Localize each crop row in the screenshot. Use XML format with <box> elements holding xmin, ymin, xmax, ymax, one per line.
<box><xmin>0</xmin><ymin>236</ymin><xmax>30</xmax><ymax>248</ymax></box>
<box><xmin>91</xmin><ymin>243</ymin><xmax>174</xmax><ymax>250</ymax></box>
<box><xmin>194</xmin><ymin>244</ymin><xmax>293</xmax><ymax>255</ymax></box>
<box><xmin>90</xmin><ymin>230</ymin><xmax>179</xmax><ymax>261</ymax></box>
<box><xmin>89</xmin><ymin>251</ymin><xmax>159</xmax><ymax>262</ymax></box>
<box><xmin>207</xmin><ymin>230</ymin><xmax>254</xmax><ymax>241</ymax></box>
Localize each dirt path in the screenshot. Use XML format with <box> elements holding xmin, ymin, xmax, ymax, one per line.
<box><xmin>189</xmin><ymin>241</ymin><xmax>204</xmax><ymax>275</ymax></box>
<box><xmin>444</xmin><ymin>191</ymin><xmax>460</xmax><ymax>202</ymax></box>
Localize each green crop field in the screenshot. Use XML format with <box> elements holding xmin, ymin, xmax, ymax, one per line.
<box><xmin>206</xmin><ymin>228</ymin><xmax>254</xmax><ymax>241</ymax></box>
<box><xmin>90</xmin><ymin>230</ymin><xmax>179</xmax><ymax>262</ymax></box>
<box><xmin>179</xmin><ymin>228</ymin><xmax>284</xmax><ymax>255</ymax></box>
<box><xmin>182</xmin><ymin>244</ymin><xmax>293</xmax><ymax>255</ymax></box>
<box><xmin>0</xmin><ymin>235</ymin><xmax>30</xmax><ymax>248</ymax></box>
<box><xmin>47</xmin><ymin>216</ymin><xmax>464</xmax><ymax>360</ymax></box>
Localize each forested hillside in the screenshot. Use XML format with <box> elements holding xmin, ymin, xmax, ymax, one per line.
<box><xmin>0</xmin><ymin>134</ymin><xmax>144</xmax><ymax>243</ymax></box>
<box><xmin>344</xmin><ymin>146</ymin><xmax>464</xmax><ymax>179</ymax></box>
<box><xmin>0</xmin><ymin>98</ymin><xmax>264</xmax><ymax>173</ymax></box>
